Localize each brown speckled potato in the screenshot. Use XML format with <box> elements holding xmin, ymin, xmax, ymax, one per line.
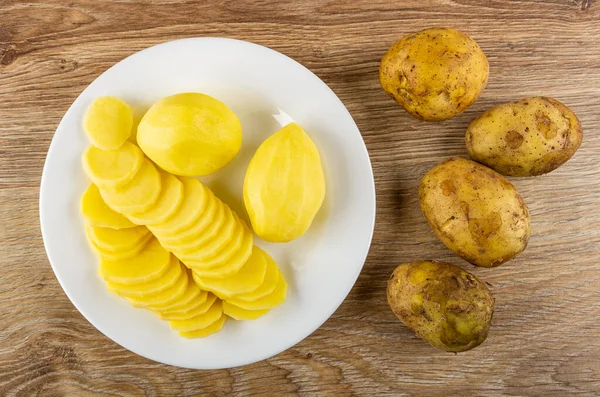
<box><xmin>379</xmin><ymin>27</ymin><xmax>489</xmax><ymax>121</ymax></box>
<box><xmin>419</xmin><ymin>157</ymin><xmax>530</xmax><ymax>267</ymax></box>
<box><xmin>466</xmin><ymin>97</ymin><xmax>583</xmax><ymax>176</ymax></box>
<box><xmin>387</xmin><ymin>261</ymin><xmax>494</xmax><ymax>352</ymax></box>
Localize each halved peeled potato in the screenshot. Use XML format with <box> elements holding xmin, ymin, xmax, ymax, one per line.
<box><xmin>82</xmin><ymin>142</ymin><xmax>144</xmax><ymax>189</ymax></box>
<box><xmin>225</xmin><ymin>271</ymin><xmax>287</xmax><ymax>311</ymax></box>
<box><xmin>99</xmin><ymin>238</ymin><xmax>170</xmax><ymax>284</ymax></box>
<box><xmin>222</xmin><ymin>301</ymin><xmax>269</xmax><ymax>321</ymax></box>
<box><xmin>81</xmin><ymin>184</ymin><xmax>135</xmax><ymax>229</ymax></box>
<box><xmin>126</xmin><ymin>172</ymin><xmax>184</xmax><ymax>225</ymax></box>
<box><xmin>83</xmin><ymin>96</ymin><xmax>133</xmax><ymax>150</ymax></box>
<box><xmin>179</xmin><ymin>315</ymin><xmax>226</xmax><ymax>339</ymax></box>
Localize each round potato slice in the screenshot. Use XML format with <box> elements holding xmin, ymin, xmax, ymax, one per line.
<box><xmin>225</xmin><ymin>271</ymin><xmax>287</xmax><ymax>311</ymax></box>
<box><xmin>168</xmin><ymin>299</ymin><xmax>223</xmax><ymax>332</ymax></box>
<box><xmin>99</xmin><ymin>238</ymin><xmax>171</xmax><ymax>284</ymax></box>
<box><xmin>148</xmin><ymin>178</ymin><xmax>211</xmax><ymax>236</ymax></box>
<box><xmin>124</xmin><ymin>266</ymin><xmax>189</xmax><ymax>308</ymax></box>
<box><xmin>178</xmin><ymin>315</ymin><xmax>226</xmax><ymax>339</ymax></box>
<box><xmin>126</xmin><ymin>171</ymin><xmax>184</xmax><ymax>225</ymax></box>
<box><xmin>101</xmin><ymin>159</ymin><xmax>162</xmax><ymax>215</ymax></box>
<box><xmin>82</xmin><ymin>142</ymin><xmax>143</xmax><ymax>189</ymax></box>
<box><xmin>83</xmin><ymin>96</ymin><xmax>133</xmax><ymax>150</ymax></box>
<box><xmin>86</xmin><ymin>225</ymin><xmax>150</xmax><ymax>254</ymax></box>
<box><xmin>149</xmin><ymin>281</ymin><xmax>206</xmax><ymax>312</ymax></box>
<box><xmin>106</xmin><ymin>257</ymin><xmax>183</xmax><ymax>297</ymax></box>
<box><xmin>222</xmin><ymin>301</ymin><xmax>269</xmax><ymax>321</ymax></box>
<box><xmin>157</xmin><ymin>293</ymin><xmax>217</xmax><ymax>321</ymax></box>
<box><xmin>232</xmin><ymin>248</ymin><xmax>280</xmax><ymax>302</ymax></box>
<box><xmin>81</xmin><ymin>184</ymin><xmax>135</xmax><ymax>229</ymax></box>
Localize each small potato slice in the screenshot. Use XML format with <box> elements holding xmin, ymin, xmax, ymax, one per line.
<box><xmin>101</xmin><ymin>159</ymin><xmax>161</xmax><ymax>215</ymax></box>
<box><xmin>99</xmin><ymin>238</ymin><xmax>170</xmax><ymax>284</ymax></box>
<box><xmin>223</xmin><ymin>301</ymin><xmax>269</xmax><ymax>321</ymax></box>
<box><xmin>124</xmin><ymin>266</ymin><xmax>189</xmax><ymax>308</ymax></box>
<box><xmin>106</xmin><ymin>257</ymin><xmax>183</xmax><ymax>297</ymax></box>
<box><xmin>86</xmin><ymin>225</ymin><xmax>150</xmax><ymax>253</ymax></box>
<box><xmin>148</xmin><ymin>178</ymin><xmax>211</xmax><ymax>236</ymax></box>
<box><xmin>126</xmin><ymin>171</ymin><xmax>184</xmax><ymax>225</ymax></box>
<box><xmin>192</xmin><ymin>246</ymin><xmax>268</xmax><ymax>298</ymax></box>
<box><xmin>150</xmin><ymin>282</ymin><xmax>206</xmax><ymax>312</ymax></box>
<box><xmin>178</xmin><ymin>315</ymin><xmax>226</xmax><ymax>339</ymax></box>
<box><xmin>168</xmin><ymin>299</ymin><xmax>223</xmax><ymax>332</ymax></box>
<box><xmin>82</xmin><ymin>142</ymin><xmax>143</xmax><ymax>189</ymax></box>
<box><xmin>225</xmin><ymin>271</ymin><xmax>287</xmax><ymax>311</ymax></box>
<box><xmin>81</xmin><ymin>184</ymin><xmax>135</xmax><ymax>229</ymax></box>
<box><xmin>157</xmin><ymin>293</ymin><xmax>217</xmax><ymax>321</ymax></box>
<box><xmin>83</xmin><ymin>96</ymin><xmax>133</xmax><ymax>150</ymax></box>
<box><xmin>182</xmin><ymin>221</ymin><xmax>250</xmax><ymax>269</ymax></box>
<box><xmin>232</xmin><ymin>248</ymin><xmax>280</xmax><ymax>302</ymax></box>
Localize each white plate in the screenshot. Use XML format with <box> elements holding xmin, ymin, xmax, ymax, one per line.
<box><xmin>40</xmin><ymin>38</ymin><xmax>375</xmax><ymax>369</ymax></box>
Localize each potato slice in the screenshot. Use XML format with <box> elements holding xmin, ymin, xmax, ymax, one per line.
<box><xmin>82</xmin><ymin>142</ymin><xmax>143</xmax><ymax>189</ymax></box>
<box><xmin>83</xmin><ymin>97</ymin><xmax>133</xmax><ymax>150</ymax></box>
<box><xmin>232</xmin><ymin>248</ymin><xmax>279</xmax><ymax>302</ymax></box>
<box><xmin>225</xmin><ymin>271</ymin><xmax>287</xmax><ymax>310</ymax></box>
<box><xmin>101</xmin><ymin>159</ymin><xmax>161</xmax><ymax>215</ymax></box>
<box><xmin>106</xmin><ymin>257</ymin><xmax>183</xmax><ymax>297</ymax></box>
<box><xmin>149</xmin><ymin>281</ymin><xmax>206</xmax><ymax>312</ymax></box>
<box><xmin>223</xmin><ymin>301</ymin><xmax>269</xmax><ymax>320</ymax></box>
<box><xmin>182</xmin><ymin>220</ymin><xmax>249</xmax><ymax>268</ymax></box>
<box><xmin>157</xmin><ymin>293</ymin><xmax>217</xmax><ymax>321</ymax></box>
<box><xmin>99</xmin><ymin>238</ymin><xmax>170</xmax><ymax>284</ymax></box>
<box><xmin>168</xmin><ymin>299</ymin><xmax>223</xmax><ymax>332</ymax></box>
<box><xmin>192</xmin><ymin>245</ymin><xmax>268</xmax><ymax>298</ymax></box>
<box><xmin>81</xmin><ymin>184</ymin><xmax>135</xmax><ymax>229</ymax></box>
<box><xmin>148</xmin><ymin>178</ymin><xmax>211</xmax><ymax>236</ymax></box>
<box><xmin>178</xmin><ymin>314</ymin><xmax>226</xmax><ymax>339</ymax></box>
<box><xmin>86</xmin><ymin>225</ymin><xmax>150</xmax><ymax>253</ymax></box>
<box><xmin>124</xmin><ymin>266</ymin><xmax>189</xmax><ymax>308</ymax></box>
<box><xmin>126</xmin><ymin>171</ymin><xmax>184</xmax><ymax>225</ymax></box>
<box><xmin>184</xmin><ymin>226</ymin><xmax>253</xmax><ymax>278</ymax></box>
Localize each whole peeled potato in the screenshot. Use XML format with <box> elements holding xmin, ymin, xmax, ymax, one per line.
<box><xmin>387</xmin><ymin>261</ymin><xmax>494</xmax><ymax>352</ymax></box>
<box><xmin>419</xmin><ymin>157</ymin><xmax>530</xmax><ymax>267</ymax></box>
<box><xmin>466</xmin><ymin>97</ymin><xmax>583</xmax><ymax>176</ymax></box>
<box><xmin>380</xmin><ymin>27</ymin><xmax>489</xmax><ymax>121</ymax></box>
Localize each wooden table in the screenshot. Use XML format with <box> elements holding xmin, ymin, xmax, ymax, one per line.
<box><xmin>1</xmin><ymin>1</ymin><xmax>599</xmax><ymax>395</ymax></box>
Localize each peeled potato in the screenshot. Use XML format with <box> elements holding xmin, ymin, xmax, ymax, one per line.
<box><xmin>137</xmin><ymin>93</ymin><xmax>242</xmax><ymax>176</ymax></box>
<box><xmin>106</xmin><ymin>257</ymin><xmax>183</xmax><ymax>297</ymax></box>
<box><xmin>82</xmin><ymin>142</ymin><xmax>143</xmax><ymax>189</ymax></box>
<box><xmin>81</xmin><ymin>184</ymin><xmax>135</xmax><ymax>229</ymax></box>
<box><xmin>179</xmin><ymin>315</ymin><xmax>226</xmax><ymax>339</ymax></box>
<box><xmin>223</xmin><ymin>301</ymin><xmax>269</xmax><ymax>321</ymax></box>
<box><xmin>192</xmin><ymin>245</ymin><xmax>268</xmax><ymax>298</ymax></box>
<box><xmin>100</xmin><ymin>159</ymin><xmax>162</xmax><ymax>214</ymax></box>
<box><xmin>232</xmin><ymin>249</ymin><xmax>280</xmax><ymax>302</ymax></box>
<box><xmin>169</xmin><ymin>299</ymin><xmax>223</xmax><ymax>332</ymax></box>
<box><xmin>244</xmin><ymin>123</ymin><xmax>325</xmax><ymax>242</ymax></box>
<box><xmin>126</xmin><ymin>172</ymin><xmax>184</xmax><ymax>225</ymax></box>
<box><xmin>83</xmin><ymin>96</ymin><xmax>133</xmax><ymax>150</ymax></box>
<box><xmin>226</xmin><ymin>272</ymin><xmax>287</xmax><ymax>310</ymax></box>
<box><xmin>157</xmin><ymin>293</ymin><xmax>217</xmax><ymax>321</ymax></box>
<box><xmin>86</xmin><ymin>225</ymin><xmax>150</xmax><ymax>254</ymax></box>
<box><xmin>99</xmin><ymin>238</ymin><xmax>170</xmax><ymax>284</ymax></box>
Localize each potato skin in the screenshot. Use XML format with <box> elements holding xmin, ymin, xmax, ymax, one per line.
<box><xmin>379</xmin><ymin>27</ymin><xmax>489</xmax><ymax>121</ymax></box>
<box><xmin>419</xmin><ymin>157</ymin><xmax>530</xmax><ymax>267</ymax></box>
<box><xmin>466</xmin><ymin>97</ymin><xmax>582</xmax><ymax>176</ymax></box>
<box><xmin>387</xmin><ymin>261</ymin><xmax>494</xmax><ymax>352</ymax></box>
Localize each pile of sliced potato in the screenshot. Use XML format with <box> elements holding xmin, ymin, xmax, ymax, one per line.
<box><xmin>80</xmin><ymin>96</ymin><xmax>289</xmax><ymax>339</ymax></box>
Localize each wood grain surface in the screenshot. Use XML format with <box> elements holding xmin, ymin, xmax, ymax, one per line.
<box><xmin>1</xmin><ymin>0</ymin><xmax>599</xmax><ymax>396</ymax></box>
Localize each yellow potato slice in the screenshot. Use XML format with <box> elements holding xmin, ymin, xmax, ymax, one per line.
<box><xmin>81</xmin><ymin>184</ymin><xmax>135</xmax><ymax>229</ymax></box>
<box><xmin>169</xmin><ymin>299</ymin><xmax>223</xmax><ymax>332</ymax></box>
<box><xmin>148</xmin><ymin>178</ymin><xmax>211</xmax><ymax>236</ymax></box>
<box><xmin>192</xmin><ymin>245</ymin><xmax>268</xmax><ymax>298</ymax></box>
<box><xmin>149</xmin><ymin>281</ymin><xmax>206</xmax><ymax>312</ymax></box>
<box><xmin>225</xmin><ymin>271</ymin><xmax>287</xmax><ymax>311</ymax></box>
<box><xmin>86</xmin><ymin>225</ymin><xmax>150</xmax><ymax>253</ymax></box>
<box><xmin>223</xmin><ymin>301</ymin><xmax>269</xmax><ymax>321</ymax></box>
<box><xmin>232</xmin><ymin>248</ymin><xmax>280</xmax><ymax>302</ymax></box>
<box><xmin>124</xmin><ymin>266</ymin><xmax>189</xmax><ymax>308</ymax></box>
<box><xmin>155</xmin><ymin>289</ymin><xmax>210</xmax><ymax>318</ymax></box>
<box><xmin>83</xmin><ymin>96</ymin><xmax>133</xmax><ymax>150</ymax></box>
<box><xmin>157</xmin><ymin>293</ymin><xmax>217</xmax><ymax>321</ymax></box>
<box><xmin>101</xmin><ymin>159</ymin><xmax>161</xmax><ymax>214</ymax></box>
<box><xmin>172</xmin><ymin>206</ymin><xmax>239</xmax><ymax>258</ymax></box>
<box><xmin>126</xmin><ymin>171</ymin><xmax>184</xmax><ymax>225</ymax></box>
<box><xmin>178</xmin><ymin>315</ymin><xmax>226</xmax><ymax>339</ymax></box>
<box><xmin>99</xmin><ymin>238</ymin><xmax>170</xmax><ymax>284</ymax></box>
<box><xmin>82</xmin><ymin>142</ymin><xmax>143</xmax><ymax>189</ymax></box>
<box><xmin>106</xmin><ymin>257</ymin><xmax>183</xmax><ymax>297</ymax></box>
<box><xmin>88</xmin><ymin>229</ymin><xmax>152</xmax><ymax>261</ymax></box>
<box><xmin>160</xmin><ymin>196</ymin><xmax>226</xmax><ymax>250</ymax></box>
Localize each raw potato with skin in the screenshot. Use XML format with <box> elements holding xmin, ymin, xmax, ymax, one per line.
<box><xmin>387</xmin><ymin>261</ymin><xmax>494</xmax><ymax>352</ymax></box>
<box><xmin>419</xmin><ymin>157</ymin><xmax>530</xmax><ymax>267</ymax></box>
<box><xmin>380</xmin><ymin>27</ymin><xmax>488</xmax><ymax>121</ymax></box>
<box><xmin>466</xmin><ymin>97</ymin><xmax>583</xmax><ymax>176</ymax></box>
